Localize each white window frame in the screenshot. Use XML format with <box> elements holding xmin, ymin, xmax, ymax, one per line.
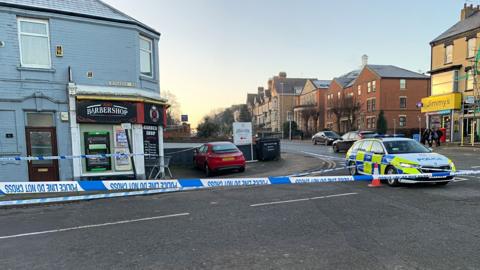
<box><xmin>399</xmin><ymin>115</ymin><xmax>407</xmax><ymax>127</ymax></box>
<box><xmin>400</xmin><ymin>79</ymin><xmax>406</xmax><ymax>89</ymax></box>
<box><xmin>139</xmin><ymin>35</ymin><xmax>154</xmax><ymax>78</ymax></box>
<box><xmin>17</xmin><ymin>17</ymin><xmax>52</xmax><ymax>69</ymax></box>
<box><xmin>467</xmin><ymin>38</ymin><xmax>476</xmax><ymax>59</ymax></box>
<box><xmin>399</xmin><ymin>96</ymin><xmax>407</xmax><ymax>109</ymax></box>
<box><xmin>367</xmin><ymin>82</ymin><xmax>371</xmax><ymax>93</ymax></box>
<box><xmin>372</xmin><ymin>81</ymin><xmax>376</xmax><ymax>92</ymax></box>
<box><xmin>357</xmin><ymin>85</ymin><xmax>361</xmax><ymax>95</ymax></box>
<box><xmin>445</xmin><ymin>44</ymin><xmax>453</xmax><ymax>64</ymax></box>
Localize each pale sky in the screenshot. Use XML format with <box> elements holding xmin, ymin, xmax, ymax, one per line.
<box><xmin>103</xmin><ymin>0</ymin><xmax>465</xmax><ymax>127</ymax></box>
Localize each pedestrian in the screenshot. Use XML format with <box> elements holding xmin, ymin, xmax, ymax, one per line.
<box><xmin>422</xmin><ymin>128</ymin><xmax>432</xmax><ymax>147</ymax></box>
<box><xmin>435</xmin><ymin>128</ymin><xmax>443</xmax><ymax>147</ymax></box>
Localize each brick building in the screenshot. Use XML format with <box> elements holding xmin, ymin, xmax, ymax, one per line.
<box><xmin>293</xmin><ymin>79</ymin><xmax>330</xmax><ymax>136</ymax></box>
<box><xmin>325</xmin><ymin>59</ymin><xmax>430</xmax><ymax>135</ymax></box>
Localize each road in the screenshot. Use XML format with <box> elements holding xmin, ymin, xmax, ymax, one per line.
<box><xmin>1</xmin><ymin>141</ymin><xmax>480</xmax><ymax>269</ymax></box>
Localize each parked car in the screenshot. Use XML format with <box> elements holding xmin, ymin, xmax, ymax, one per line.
<box><xmin>312</xmin><ymin>131</ymin><xmax>341</xmax><ymax>145</ymax></box>
<box><xmin>193</xmin><ymin>142</ymin><xmax>246</xmax><ymax>177</ymax></box>
<box><xmin>346</xmin><ymin>138</ymin><xmax>455</xmax><ymax>186</ymax></box>
<box><xmin>332</xmin><ymin>131</ymin><xmax>376</xmax><ymax>153</ymax></box>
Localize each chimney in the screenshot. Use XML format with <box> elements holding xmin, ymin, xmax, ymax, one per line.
<box><xmin>361</xmin><ymin>54</ymin><xmax>368</xmax><ymax>67</ymax></box>
<box><xmin>461</xmin><ymin>3</ymin><xmax>480</xmax><ymax>21</ymax></box>
<box><xmin>257</xmin><ymin>86</ymin><xmax>264</xmax><ymax>95</ymax></box>
<box><xmin>278</xmin><ymin>71</ymin><xmax>287</xmax><ymax>78</ymax></box>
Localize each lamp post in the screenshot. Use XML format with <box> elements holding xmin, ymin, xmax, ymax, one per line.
<box><xmin>393</xmin><ymin>118</ymin><xmax>396</xmax><ymax>136</ymax></box>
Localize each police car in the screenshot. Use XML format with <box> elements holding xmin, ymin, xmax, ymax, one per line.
<box><xmin>345</xmin><ymin>138</ymin><xmax>455</xmax><ymax>186</ymax></box>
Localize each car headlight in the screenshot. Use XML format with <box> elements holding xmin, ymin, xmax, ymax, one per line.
<box><xmin>399</xmin><ymin>162</ymin><xmax>420</xmax><ymax>168</ymax></box>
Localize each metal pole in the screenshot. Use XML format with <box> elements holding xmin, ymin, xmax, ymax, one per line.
<box><xmin>418</xmin><ymin>116</ymin><xmax>421</xmax><ymax>141</ymax></box>
<box><xmin>289</xmin><ymin>120</ymin><xmax>292</xmax><ymax>140</ymax></box>
<box><xmin>125</xmin><ymin>128</ymin><xmax>137</xmax><ymax>179</ymax></box>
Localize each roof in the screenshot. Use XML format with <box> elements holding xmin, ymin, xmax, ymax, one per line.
<box><xmin>333</xmin><ymin>70</ymin><xmax>361</xmax><ymax>88</ymax></box>
<box><xmin>366</xmin><ymin>65</ymin><xmax>429</xmax><ymax>79</ymax></box>
<box><xmin>273</xmin><ymin>77</ymin><xmax>313</xmax><ymax>95</ymax></box>
<box><xmin>312</xmin><ymin>80</ymin><xmax>331</xmax><ymax>89</ymax></box>
<box><xmin>431</xmin><ymin>11</ymin><xmax>480</xmax><ymax>44</ymax></box>
<box><xmin>246</xmin><ymin>93</ymin><xmax>257</xmax><ymax>105</ymax></box>
<box><xmin>0</xmin><ymin>0</ymin><xmax>159</xmax><ymax>35</ymax></box>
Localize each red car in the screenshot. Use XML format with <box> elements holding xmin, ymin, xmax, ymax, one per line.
<box><xmin>193</xmin><ymin>142</ymin><xmax>246</xmax><ymax>177</ymax></box>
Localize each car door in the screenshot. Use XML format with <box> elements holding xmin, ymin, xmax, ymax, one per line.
<box><xmin>370</xmin><ymin>141</ymin><xmax>386</xmax><ymax>174</ymax></box>
<box><xmin>361</xmin><ymin>140</ymin><xmax>374</xmax><ymax>174</ymax></box>
<box><xmin>339</xmin><ymin>132</ymin><xmax>351</xmax><ymax>150</ymax></box>
<box><xmin>317</xmin><ymin>132</ymin><xmax>325</xmax><ymax>144</ymax></box>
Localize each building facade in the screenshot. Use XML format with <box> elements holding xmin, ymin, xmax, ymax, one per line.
<box><xmin>325</xmin><ymin>61</ymin><xmax>430</xmax><ymax>134</ymax></box>
<box><xmin>425</xmin><ymin>4</ymin><xmax>480</xmax><ymax>143</ymax></box>
<box><xmin>0</xmin><ymin>0</ymin><xmax>166</xmax><ymax>182</ymax></box>
<box><xmin>293</xmin><ymin>79</ymin><xmax>330</xmax><ymax>136</ymax></box>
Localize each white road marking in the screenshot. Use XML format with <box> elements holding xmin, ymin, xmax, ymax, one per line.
<box><xmin>0</xmin><ymin>212</ymin><xmax>190</xmax><ymax>240</ymax></box>
<box><xmin>302</xmin><ymin>151</ymin><xmax>345</xmax><ymax>161</ymax></box>
<box><xmin>471</xmin><ymin>166</ymin><xmax>480</xmax><ymax>169</ymax></box>
<box><xmin>454</xmin><ymin>177</ymin><xmax>470</xmax><ymax>182</ymax></box>
<box><xmin>250</xmin><ymin>192</ymin><xmax>358</xmax><ymax>207</ymax></box>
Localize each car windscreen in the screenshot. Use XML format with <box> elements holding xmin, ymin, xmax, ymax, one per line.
<box><xmin>324</xmin><ymin>131</ymin><xmax>340</xmax><ymax>138</ymax></box>
<box><xmin>212</xmin><ymin>144</ymin><xmax>238</xmax><ymax>153</ymax></box>
<box><xmin>383</xmin><ymin>140</ymin><xmax>430</xmax><ymax>154</ymax></box>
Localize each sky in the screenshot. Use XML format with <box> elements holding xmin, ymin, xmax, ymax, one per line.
<box><xmin>104</xmin><ymin>0</ymin><xmax>470</xmax><ymax>127</ymax></box>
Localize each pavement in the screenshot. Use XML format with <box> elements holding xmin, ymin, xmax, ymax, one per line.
<box><xmin>0</xmin><ymin>141</ymin><xmax>480</xmax><ymax>269</ymax></box>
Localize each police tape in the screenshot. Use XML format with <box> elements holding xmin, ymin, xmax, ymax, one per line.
<box><xmin>1</xmin><ymin>170</ymin><xmax>479</xmax><ymax>196</ymax></box>
<box><xmin>287</xmin><ymin>166</ymin><xmax>355</xmax><ymax>177</ymax></box>
<box><xmin>0</xmin><ymin>153</ymin><xmax>153</xmax><ymax>161</ymax></box>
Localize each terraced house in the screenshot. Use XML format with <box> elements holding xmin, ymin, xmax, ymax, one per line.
<box><xmin>425</xmin><ymin>4</ymin><xmax>480</xmax><ymax>143</ymax></box>
<box><xmin>0</xmin><ymin>0</ymin><xmax>166</xmax><ymax>182</ymax></box>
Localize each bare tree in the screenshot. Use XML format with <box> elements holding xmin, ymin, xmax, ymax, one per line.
<box><xmin>329</xmin><ymin>94</ymin><xmax>361</xmax><ymax>132</ymax></box>
<box><xmin>300</xmin><ymin>108</ymin><xmax>318</xmax><ymax>135</ymax></box>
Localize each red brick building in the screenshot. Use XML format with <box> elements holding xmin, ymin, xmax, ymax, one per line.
<box><xmin>325</xmin><ymin>62</ymin><xmax>430</xmax><ymax>135</ymax></box>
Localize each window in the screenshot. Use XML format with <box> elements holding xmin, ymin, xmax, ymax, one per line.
<box><xmin>371</xmin><ymin>142</ymin><xmax>385</xmax><ymax>154</ymax></box>
<box><xmin>140</xmin><ymin>36</ymin><xmax>153</xmax><ymax>77</ymax></box>
<box><xmin>371</xmin><ymin>98</ymin><xmax>376</xmax><ymax>111</ymax></box>
<box><xmin>400</xmin><ymin>79</ymin><xmax>406</xmax><ymax>89</ymax></box>
<box><xmin>337</xmin><ymin>92</ymin><xmax>341</xmax><ymax>99</ymax></box>
<box><xmin>357</xmin><ymin>85</ymin><xmax>361</xmax><ymax>95</ymax></box>
<box><xmin>360</xmin><ymin>140</ymin><xmax>373</xmax><ymax>152</ymax></box>
<box><xmin>399</xmin><ymin>116</ymin><xmax>406</xmax><ymax>127</ymax></box>
<box><xmin>367</xmin><ymin>118</ymin><xmax>372</xmax><ymax>128</ymax></box>
<box><xmin>371</xmin><ymin>117</ymin><xmax>376</xmax><ymax>128</ymax></box>
<box><xmin>467</xmin><ymin>38</ymin><xmax>476</xmax><ymax>59</ymax></box>
<box><xmin>431</xmin><ymin>70</ymin><xmax>459</xmax><ymax>95</ymax></box>
<box><xmin>400</xmin><ymin>96</ymin><xmax>407</xmax><ymax>108</ymax></box>
<box><xmin>367</xmin><ymin>99</ymin><xmax>371</xmax><ymax>112</ymax></box>
<box><xmin>467</xmin><ymin>69</ymin><xmax>474</xmax><ymax>91</ymax></box>
<box><xmin>445</xmin><ymin>44</ymin><xmax>453</xmax><ymax>64</ymax></box>
<box><xmin>367</xmin><ymin>82</ymin><xmax>371</xmax><ymax>93</ymax></box>
<box><xmin>17</xmin><ymin>17</ymin><xmax>51</xmax><ymax>68</ymax></box>
<box><xmin>372</xmin><ymin>81</ymin><xmax>376</xmax><ymax>92</ymax></box>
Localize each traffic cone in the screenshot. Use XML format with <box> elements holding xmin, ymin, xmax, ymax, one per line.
<box><xmin>368</xmin><ymin>163</ymin><xmax>382</xmax><ymax>187</ymax></box>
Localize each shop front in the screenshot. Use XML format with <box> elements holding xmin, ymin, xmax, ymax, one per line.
<box><xmin>75</xmin><ymin>98</ymin><xmax>166</xmax><ymax>180</ymax></box>
<box><xmin>421</xmin><ymin>93</ymin><xmax>462</xmax><ymax>142</ymax></box>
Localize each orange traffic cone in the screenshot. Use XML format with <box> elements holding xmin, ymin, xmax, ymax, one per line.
<box><xmin>368</xmin><ymin>163</ymin><xmax>382</xmax><ymax>187</ymax></box>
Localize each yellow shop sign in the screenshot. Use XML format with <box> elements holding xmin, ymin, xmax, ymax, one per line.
<box><xmin>421</xmin><ymin>93</ymin><xmax>462</xmax><ymax>113</ymax></box>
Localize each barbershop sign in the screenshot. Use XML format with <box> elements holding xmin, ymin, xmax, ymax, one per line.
<box><xmin>76</xmin><ymin>100</ymin><xmax>137</xmax><ymax>123</ymax></box>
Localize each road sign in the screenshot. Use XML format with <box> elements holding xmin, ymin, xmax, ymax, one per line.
<box><xmin>181</xmin><ymin>115</ymin><xmax>188</xmax><ymax>122</ymax></box>
<box><xmin>465</xmin><ymin>95</ymin><xmax>475</xmax><ymax>104</ymax></box>
<box><xmin>233</xmin><ymin>122</ymin><xmax>252</xmax><ymax>145</ymax></box>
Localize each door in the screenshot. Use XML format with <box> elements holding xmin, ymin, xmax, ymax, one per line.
<box><xmin>358</xmin><ymin>140</ymin><xmax>373</xmax><ymax>174</ymax></box>
<box><xmin>25</xmin><ymin>127</ymin><xmax>59</xmax><ymax>181</ymax></box>
<box><xmin>195</xmin><ymin>145</ymin><xmax>208</xmax><ymax>168</ymax></box>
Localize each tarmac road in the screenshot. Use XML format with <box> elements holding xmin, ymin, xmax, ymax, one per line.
<box><xmin>0</xmin><ymin>141</ymin><xmax>480</xmax><ymax>269</ymax></box>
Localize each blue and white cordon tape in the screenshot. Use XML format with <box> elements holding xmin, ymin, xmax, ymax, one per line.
<box><xmin>0</xmin><ymin>153</ymin><xmax>151</xmax><ymax>161</ymax></box>
<box><xmin>1</xmin><ymin>170</ymin><xmax>479</xmax><ymax>196</ymax></box>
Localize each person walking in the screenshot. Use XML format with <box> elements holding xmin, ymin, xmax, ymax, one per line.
<box><xmin>422</xmin><ymin>128</ymin><xmax>433</xmax><ymax>147</ymax></box>
<box><xmin>435</xmin><ymin>128</ymin><xmax>443</xmax><ymax>147</ymax></box>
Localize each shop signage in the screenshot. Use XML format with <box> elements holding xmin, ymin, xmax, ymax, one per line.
<box><xmin>76</xmin><ymin>100</ymin><xmax>137</xmax><ymax>123</ymax></box>
<box><xmin>233</xmin><ymin>122</ymin><xmax>252</xmax><ymax>145</ymax></box>
<box><xmin>143</xmin><ymin>103</ymin><xmax>165</xmax><ymax>126</ymax></box>
<box><xmin>421</xmin><ymin>93</ymin><xmax>462</xmax><ymax>113</ymax></box>
<box><xmin>143</xmin><ymin>125</ymin><xmax>159</xmax><ymax>177</ymax></box>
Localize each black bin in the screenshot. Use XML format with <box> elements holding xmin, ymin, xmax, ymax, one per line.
<box><xmin>256</xmin><ymin>138</ymin><xmax>281</xmax><ymax>161</ymax></box>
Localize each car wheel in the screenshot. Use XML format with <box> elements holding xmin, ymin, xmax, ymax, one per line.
<box><xmin>239</xmin><ymin>166</ymin><xmax>245</xmax><ymax>173</ymax></box>
<box><xmin>385</xmin><ymin>166</ymin><xmax>400</xmax><ymax>187</ymax></box>
<box><xmin>348</xmin><ymin>161</ymin><xmax>357</xmax><ymax>175</ymax></box>
<box><xmin>333</xmin><ymin>145</ymin><xmax>339</xmax><ymax>153</ymax></box>
<box><xmin>435</xmin><ymin>181</ymin><xmax>449</xmax><ymax>186</ymax></box>
<box><xmin>205</xmin><ymin>163</ymin><xmax>212</xmax><ymax>177</ymax></box>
